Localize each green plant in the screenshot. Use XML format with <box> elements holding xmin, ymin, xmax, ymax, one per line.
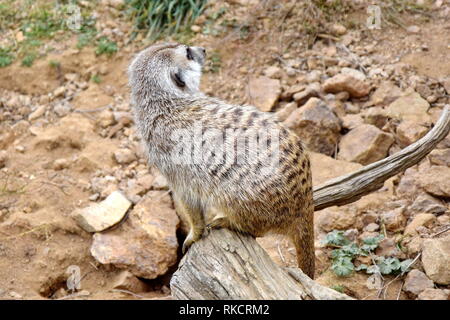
<box><xmin>21</xmin><ymin>52</ymin><xmax>37</xmax><ymax>67</ymax></box>
<box><xmin>126</xmin><ymin>0</ymin><xmax>207</xmax><ymax>39</ymax></box>
<box><xmin>91</xmin><ymin>74</ymin><xmax>101</xmax><ymax>84</ymax></box>
<box><xmin>48</xmin><ymin>59</ymin><xmax>60</xmax><ymax>68</ymax></box>
<box><xmin>323</xmin><ymin>231</ymin><xmax>413</xmax><ymax>277</ymax></box>
<box><xmin>95</xmin><ymin>37</ymin><xmax>118</xmax><ymax>56</ymax></box>
<box><xmin>0</xmin><ymin>47</ymin><xmax>13</xmax><ymax>67</ymax></box>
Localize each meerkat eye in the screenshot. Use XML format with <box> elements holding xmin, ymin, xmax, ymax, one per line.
<box><xmin>186</xmin><ymin>47</ymin><xmax>194</xmax><ymax>60</ymax></box>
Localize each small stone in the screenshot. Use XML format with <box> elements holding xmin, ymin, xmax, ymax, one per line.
<box><xmin>316</xmin><ymin>207</ymin><xmax>356</xmax><ymax>232</ymax></box>
<box><xmin>376</xmin><ymin>238</ymin><xmax>405</xmax><ymax>259</ymax></box>
<box><xmin>97</xmin><ymin>109</ymin><xmax>115</xmax><ymax>128</ymax></box>
<box><xmin>418</xmin><ymin>288</ymin><xmax>449</xmax><ymax>300</ymax></box>
<box><xmin>386</xmin><ymin>89</ymin><xmax>431</xmax><ymax>125</ymax></box>
<box><xmin>362</xmin><ymin>107</ymin><xmax>389</xmax><ymax>129</ymax></box>
<box><xmin>53</xmin><ymin>86</ymin><xmax>66</xmax><ymax>98</ymax></box>
<box><xmin>263</xmin><ymin>66</ymin><xmax>282</xmax><ymax>79</ymax></box>
<box><xmin>403</xmin><ymin>269</ymin><xmax>434</xmax><ymax>296</ymax></box>
<box><xmin>331</xmin><ymin>23</ymin><xmax>347</xmax><ymax>35</ymax></box>
<box><xmin>190</xmin><ymin>25</ymin><xmax>201</xmax><ymax>33</ymax></box>
<box><xmin>53</xmin><ymin>158</ymin><xmax>70</xmax><ymax>170</ymax></box>
<box><xmin>152</xmin><ymin>170</ymin><xmax>169</xmax><ymax>190</ymax></box>
<box><xmin>338</xmin><ymin>124</ymin><xmax>394</xmax><ymax>165</ymax></box>
<box><xmin>284</xmin><ymin>98</ymin><xmax>341</xmax><ymax>156</ymax></box>
<box><xmin>28</xmin><ymin>105</ymin><xmax>46</xmax><ymax>121</ymax></box>
<box><xmin>396</xmin><ymin>121</ymin><xmax>428</xmax><ymax>147</ymax></box>
<box><xmin>114</xmin><ymin>148</ymin><xmax>137</xmax><ymax>165</ymax></box>
<box><xmin>406</xmin><ymin>237</ymin><xmax>423</xmax><ymax>255</ymax></box>
<box><xmin>380</xmin><ymin>207</ymin><xmax>406</xmax><ymax>232</ymax></box>
<box><xmin>323</xmin><ymin>73</ymin><xmax>370</xmax><ymax>98</ymax></box>
<box><xmin>409</xmin><ymin>193</ymin><xmax>447</xmax><ymax>215</ymax></box>
<box><xmin>404</xmin><ymin>213</ymin><xmax>436</xmax><ymax>236</ymax></box>
<box><xmin>274</xmin><ymin>102</ymin><xmax>297</xmax><ymax>121</ymax></box>
<box><xmin>341</xmin><ymin>114</ymin><xmax>364</xmax><ymax>130</ymax></box>
<box><xmin>293</xmin><ymin>83</ymin><xmax>321</xmax><ymax>105</ymax></box>
<box><xmin>247</xmin><ymin>76</ymin><xmax>281</xmax><ymax>112</ymax></box>
<box><xmin>364</xmin><ymin>223</ymin><xmax>379</xmax><ymax>232</ymax></box>
<box><xmin>407</xmin><ymin>25</ymin><xmax>420</xmax><ymax>33</ymax></box>
<box><xmin>418</xmin><ymin>166</ymin><xmax>450</xmax><ymax>197</ymax></box>
<box><xmin>428</xmin><ymin>149</ymin><xmax>450</xmax><ymax>167</ymax></box>
<box><xmin>113</xmin><ymin>270</ymin><xmax>149</xmax><ymax>293</ymax></box>
<box><xmin>54</xmin><ymin>102</ymin><xmax>71</xmax><ymax>117</ymax></box>
<box><xmin>72</xmin><ymin>191</ymin><xmax>131</xmax><ymax>232</ymax></box>
<box><xmin>422</xmin><ymin>236</ymin><xmax>450</xmax><ymax>284</ymax></box>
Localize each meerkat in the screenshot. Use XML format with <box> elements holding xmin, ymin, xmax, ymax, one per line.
<box><xmin>128</xmin><ymin>42</ymin><xmax>315</xmax><ymax>278</ymax></box>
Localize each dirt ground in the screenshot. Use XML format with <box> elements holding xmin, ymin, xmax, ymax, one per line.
<box><xmin>0</xmin><ymin>0</ymin><xmax>449</xmax><ymax>300</ymax></box>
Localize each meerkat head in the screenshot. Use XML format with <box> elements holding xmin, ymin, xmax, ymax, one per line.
<box><xmin>128</xmin><ymin>42</ymin><xmax>206</xmax><ymax>100</ymax></box>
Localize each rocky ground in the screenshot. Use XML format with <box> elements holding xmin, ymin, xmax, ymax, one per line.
<box><xmin>0</xmin><ymin>0</ymin><xmax>449</xmax><ymax>300</ymax></box>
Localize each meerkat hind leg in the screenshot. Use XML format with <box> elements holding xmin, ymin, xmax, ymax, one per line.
<box><xmin>173</xmin><ymin>194</ymin><xmax>205</xmax><ymax>254</ymax></box>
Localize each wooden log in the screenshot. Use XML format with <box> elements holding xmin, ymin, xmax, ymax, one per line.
<box><xmin>170</xmin><ymin>106</ymin><xmax>450</xmax><ymax>300</ymax></box>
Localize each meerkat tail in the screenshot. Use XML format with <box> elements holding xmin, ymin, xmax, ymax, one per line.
<box><xmin>290</xmin><ymin>212</ymin><xmax>315</xmax><ymax>279</ymax></box>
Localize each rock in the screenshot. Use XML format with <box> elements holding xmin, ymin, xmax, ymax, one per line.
<box><xmin>386</xmin><ymin>89</ymin><xmax>431</xmax><ymax>125</ymax></box>
<box><xmin>54</xmin><ymin>102</ymin><xmax>71</xmax><ymax>117</ymax></box>
<box><xmin>90</xmin><ymin>191</ymin><xmax>179</xmax><ymax>279</ymax></box>
<box><xmin>404</xmin><ymin>213</ymin><xmax>436</xmax><ymax>236</ymax></box>
<box><xmin>396</xmin><ymin>121</ymin><xmax>428</xmax><ymax>147</ymax></box>
<box><xmin>190</xmin><ymin>25</ymin><xmax>201</xmax><ymax>33</ymax></box>
<box><xmin>73</xmin><ymin>191</ymin><xmax>131</xmax><ymax>232</ymax></box>
<box><xmin>316</xmin><ymin>206</ymin><xmax>357</xmax><ymax>232</ymax></box>
<box><xmin>97</xmin><ymin>109</ymin><xmax>115</xmax><ymax>128</ymax></box>
<box><xmin>364</xmin><ymin>223</ymin><xmax>379</xmax><ymax>232</ymax></box>
<box><xmin>263</xmin><ymin>66</ymin><xmax>282</xmax><ymax>79</ymax></box>
<box><xmin>396</xmin><ymin>166</ymin><xmax>421</xmax><ymax>198</ymax></box>
<box><xmin>418</xmin><ymin>288</ymin><xmax>449</xmax><ymax>300</ymax></box>
<box><xmin>341</xmin><ymin>114</ymin><xmax>364</xmax><ymax>130</ymax></box>
<box><xmin>437</xmin><ymin>215</ymin><xmax>450</xmax><ymax>225</ymax></box>
<box><xmin>409</xmin><ymin>193</ymin><xmax>447</xmax><ymax>215</ymax></box>
<box><xmin>428</xmin><ymin>149</ymin><xmax>450</xmax><ymax>167</ymax></box>
<box><xmin>362</xmin><ymin>107</ymin><xmax>389</xmax><ymax>129</ymax></box>
<box><xmin>28</xmin><ymin>105</ymin><xmax>46</xmax><ymax>121</ymax></box>
<box><xmin>151</xmin><ymin>169</ymin><xmax>169</xmax><ymax>190</ymax></box>
<box><xmin>403</xmin><ymin>270</ymin><xmax>434</xmax><ymax>296</ymax></box>
<box><xmin>53</xmin><ymin>86</ymin><xmax>66</xmax><ymax>98</ymax></box>
<box><xmin>370</xmin><ymin>81</ymin><xmax>402</xmax><ymax>106</ymax></box>
<box><xmin>309</xmin><ymin>152</ymin><xmax>362</xmax><ymax>186</ymax></box>
<box><xmin>284</xmin><ymin>98</ymin><xmax>341</xmax><ymax>156</ymax></box>
<box><xmin>281</xmin><ymin>84</ymin><xmax>305</xmax><ymax>100</ymax></box>
<box><xmin>330</xmin><ymin>23</ymin><xmax>347</xmax><ymax>35</ymax></box>
<box><xmin>112</xmin><ymin>270</ymin><xmax>149</xmax><ymax>293</ymax></box>
<box><xmin>375</xmin><ymin>238</ymin><xmax>406</xmax><ymax>259</ymax></box>
<box><xmin>53</xmin><ymin>158</ymin><xmax>70</xmax><ymax>170</ymax></box>
<box><xmin>418</xmin><ymin>166</ymin><xmax>450</xmax><ymax>197</ymax></box>
<box><xmin>422</xmin><ymin>236</ymin><xmax>450</xmax><ymax>284</ymax></box>
<box><xmin>406</xmin><ymin>237</ymin><xmax>424</xmax><ymax>255</ymax></box>
<box><xmin>274</xmin><ymin>102</ymin><xmax>297</xmax><ymax>121</ymax></box>
<box><xmin>341</xmin><ymin>68</ymin><xmax>366</xmax><ymax>81</ymax></box>
<box><xmin>114</xmin><ymin>148</ymin><xmax>137</xmax><ymax>165</ymax></box>
<box><xmin>380</xmin><ymin>207</ymin><xmax>406</xmax><ymax>232</ymax></box>
<box><xmin>292</xmin><ymin>83</ymin><xmax>320</xmax><ymax>105</ymax></box>
<box><xmin>247</xmin><ymin>76</ymin><xmax>281</xmax><ymax>112</ymax></box>
<box><xmin>406</xmin><ymin>25</ymin><xmax>420</xmax><ymax>33</ymax></box>
<box><xmin>338</xmin><ymin>124</ymin><xmax>394</xmax><ymax>165</ymax></box>
<box><xmin>323</xmin><ymin>73</ymin><xmax>370</xmax><ymax>98</ymax></box>
<box><xmin>441</xmin><ymin>77</ymin><xmax>450</xmax><ymax>94</ymax></box>
<box><xmin>0</xmin><ymin>150</ymin><xmax>7</xmax><ymax>168</ymax></box>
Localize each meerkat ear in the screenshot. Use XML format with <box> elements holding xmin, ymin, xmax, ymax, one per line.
<box><xmin>171</xmin><ymin>68</ymin><xmax>186</xmax><ymax>88</ymax></box>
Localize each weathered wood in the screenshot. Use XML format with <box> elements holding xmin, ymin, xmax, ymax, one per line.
<box><xmin>313</xmin><ymin>106</ymin><xmax>450</xmax><ymax>210</ymax></box>
<box><xmin>170</xmin><ymin>106</ymin><xmax>450</xmax><ymax>300</ymax></box>
<box><xmin>170</xmin><ymin>228</ymin><xmax>352</xmax><ymax>300</ymax></box>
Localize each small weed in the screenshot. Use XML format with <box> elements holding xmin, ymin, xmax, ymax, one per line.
<box><xmin>205</xmin><ymin>51</ymin><xmax>222</xmax><ymax>73</ymax></box>
<box><xmin>48</xmin><ymin>59</ymin><xmax>60</xmax><ymax>68</ymax></box>
<box><xmin>91</xmin><ymin>74</ymin><xmax>101</xmax><ymax>84</ymax></box>
<box><xmin>95</xmin><ymin>37</ymin><xmax>118</xmax><ymax>56</ymax></box>
<box><xmin>0</xmin><ymin>47</ymin><xmax>13</xmax><ymax>67</ymax></box>
<box><xmin>331</xmin><ymin>285</ymin><xmax>345</xmax><ymax>293</ymax></box>
<box><xmin>21</xmin><ymin>52</ymin><xmax>37</xmax><ymax>67</ymax></box>
<box><xmin>323</xmin><ymin>230</ymin><xmax>413</xmax><ymax>277</ymax></box>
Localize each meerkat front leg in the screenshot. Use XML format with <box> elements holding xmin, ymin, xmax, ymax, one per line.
<box><xmin>173</xmin><ymin>193</ymin><xmax>205</xmax><ymax>253</ymax></box>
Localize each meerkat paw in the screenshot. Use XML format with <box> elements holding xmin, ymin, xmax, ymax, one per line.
<box><xmin>181</xmin><ymin>231</ymin><xmax>203</xmax><ymax>254</ymax></box>
<box><xmin>206</xmin><ymin>216</ymin><xmax>229</xmax><ymax>231</ymax></box>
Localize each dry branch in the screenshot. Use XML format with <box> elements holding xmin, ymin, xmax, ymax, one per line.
<box><xmin>170</xmin><ymin>106</ymin><xmax>450</xmax><ymax>300</ymax></box>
